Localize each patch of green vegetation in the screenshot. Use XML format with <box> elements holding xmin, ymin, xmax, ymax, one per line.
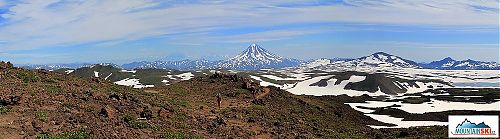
<box><xmin>161</xmin><ymin>131</ymin><xmax>203</xmax><ymax>139</ymax></box>
<box><xmin>130</xmin><ymin>120</ymin><xmax>150</xmax><ymax>129</ymax></box>
<box><xmin>30</xmin><ymin>90</ymin><xmax>36</xmax><ymax>96</ymax></box>
<box><xmin>106</xmin><ymin>72</ymin><xmax>134</xmax><ymax>82</ymax></box>
<box><xmin>43</xmin><ymin>78</ymin><xmax>58</xmax><ymax>84</ymax></box>
<box><xmin>90</xmin><ymin>85</ymin><xmax>97</xmax><ymax>90</ymax></box>
<box><xmin>225</xmin><ymin>89</ymin><xmax>248</xmax><ymax>97</ymax></box>
<box><xmin>84</xmin><ymin>107</ymin><xmax>93</xmax><ymax>112</ymax></box>
<box><xmin>248</xmin><ymin>131</ymin><xmax>257</xmax><ymax>136</ymax></box>
<box><xmin>221</xmin><ymin>108</ymin><xmax>233</xmax><ymax>115</ymax></box>
<box><xmin>17</xmin><ymin>71</ymin><xmax>40</xmax><ymax>83</ymax></box>
<box><xmin>108</xmin><ymin>85</ymin><xmax>121</xmax><ymax>92</ymax></box>
<box><xmin>173</xmin><ymin>112</ymin><xmax>187</xmax><ymax>122</ymax></box>
<box><xmin>122</xmin><ymin>114</ymin><xmax>156</xmax><ymax>129</ymax></box>
<box><xmin>0</xmin><ymin>106</ymin><xmax>11</xmax><ymax>114</ymax></box>
<box><xmin>36</xmin><ymin>129</ymin><xmax>89</xmax><ymax>139</ymax></box>
<box><xmin>253</xmin><ymin>74</ymin><xmax>285</xmax><ymax>85</ymax></box>
<box><xmin>169</xmin><ymin>98</ymin><xmax>190</xmax><ymax>108</ymax></box>
<box><xmin>170</xmin><ymin>85</ymin><xmax>188</xmax><ymax>96</ymax></box>
<box><xmin>45</xmin><ymin>85</ymin><xmax>62</xmax><ymax>94</ymax></box>
<box><xmin>35</xmin><ymin>111</ymin><xmax>48</xmax><ymax>122</ymax></box>
<box><xmin>250</xmin><ymin>104</ymin><xmax>266</xmax><ymax>111</ymax></box>
<box><xmin>133</xmin><ymin>69</ymin><xmax>172</xmax><ymax>85</ymax></box>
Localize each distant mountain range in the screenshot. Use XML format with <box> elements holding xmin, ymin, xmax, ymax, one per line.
<box><xmin>19</xmin><ymin>43</ymin><xmax>500</xmax><ymax>71</ymax></box>
<box><xmin>19</xmin><ymin>63</ymin><xmax>121</xmax><ymax>71</ymax></box>
<box><xmin>122</xmin><ymin>59</ymin><xmax>215</xmax><ymax>70</ymax></box>
<box><xmin>122</xmin><ymin>43</ymin><xmax>301</xmax><ymax>70</ymax></box>
<box><xmin>420</xmin><ymin>57</ymin><xmax>500</xmax><ymax>70</ymax></box>
<box><xmin>299</xmin><ymin>52</ymin><xmax>499</xmax><ymax>70</ymax></box>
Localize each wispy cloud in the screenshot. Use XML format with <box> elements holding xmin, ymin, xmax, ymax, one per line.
<box><xmin>377</xmin><ymin>41</ymin><xmax>500</xmax><ymax>49</ymax></box>
<box><xmin>0</xmin><ymin>0</ymin><xmax>497</xmax><ymax>52</ymax></box>
<box><xmin>166</xmin><ymin>27</ymin><xmax>334</xmax><ymax>44</ymax></box>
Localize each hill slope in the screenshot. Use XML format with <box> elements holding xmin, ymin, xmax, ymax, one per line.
<box><xmin>0</xmin><ymin>61</ymin><xmax>447</xmax><ymax>138</ymax></box>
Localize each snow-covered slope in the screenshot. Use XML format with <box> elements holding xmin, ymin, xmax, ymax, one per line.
<box><xmin>302</xmin><ymin>58</ymin><xmax>331</xmax><ymax>68</ymax></box>
<box><xmin>218</xmin><ymin>43</ymin><xmax>301</xmax><ymax>70</ymax></box>
<box><xmin>352</xmin><ymin>52</ymin><xmax>420</xmax><ymax>68</ymax></box>
<box><xmin>299</xmin><ymin>52</ymin><xmax>420</xmax><ymax>72</ymax></box>
<box><xmin>420</xmin><ymin>57</ymin><xmax>500</xmax><ymax>70</ymax></box>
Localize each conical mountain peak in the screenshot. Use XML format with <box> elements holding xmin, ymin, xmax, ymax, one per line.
<box><xmin>442</xmin><ymin>57</ymin><xmax>454</xmax><ymax>61</ymax></box>
<box><xmin>218</xmin><ymin>43</ymin><xmax>300</xmax><ymax>70</ymax></box>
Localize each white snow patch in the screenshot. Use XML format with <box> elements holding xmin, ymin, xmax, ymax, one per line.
<box><xmin>367</xmin><ymin>114</ymin><xmax>447</xmax><ymax>128</ymax></box>
<box><xmin>94</xmin><ymin>71</ymin><xmax>99</xmax><ymax>77</ymax></box>
<box><xmin>161</xmin><ymin>75</ymin><xmax>177</xmax><ymax>80</ymax></box>
<box><xmin>286</xmin><ymin>75</ymin><xmax>386</xmax><ymax>96</ymax></box>
<box><xmin>65</xmin><ymin>70</ymin><xmax>74</xmax><ymax>74</ymax></box>
<box><xmin>348</xmin><ymin>99</ymin><xmax>500</xmax><ymax>114</ymax></box>
<box><xmin>261</xmin><ymin>74</ymin><xmax>301</xmax><ymax>81</ymax></box>
<box><xmin>114</xmin><ymin>78</ymin><xmax>154</xmax><ymax>88</ymax></box>
<box><xmin>250</xmin><ymin>75</ymin><xmax>281</xmax><ymax>88</ymax></box>
<box><xmin>120</xmin><ymin>70</ymin><xmax>137</xmax><ymax>73</ymax></box>
<box><xmin>104</xmin><ymin>73</ymin><xmax>112</xmax><ymax>80</ymax></box>
<box><xmin>348</xmin><ymin>99</ymin><xmax>499</xmax><ymax>128</ymax></box>
<box><xmin>176</xmin><ymin>72</ymin><xmax>194</xmax><ymax>80</ymax></box>
<box><xmin>405</xmin><ymin>82</ymin><xmax>447</xmax><ymax>94</ymax></box>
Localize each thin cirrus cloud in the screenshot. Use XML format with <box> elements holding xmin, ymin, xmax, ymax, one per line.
<box><xmin>0</xmin><ymin>0</ymin><xmax>497</xmax><ymax>52</ymax></box>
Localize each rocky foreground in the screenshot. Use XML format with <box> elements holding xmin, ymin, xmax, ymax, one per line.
<box><xmin>0</xmin><ymin>61</ymin><xmax>447</xmax><ymax>138</ymax></box>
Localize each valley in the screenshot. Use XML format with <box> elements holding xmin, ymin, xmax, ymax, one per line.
<box><xmin>0</xmin><ymin>61</ymin><xmax>453</xmax><ymax>138</ymax></box>
<box><xmin>3</xmin><ymin>44</ymin><xmax>499</xmax><ymax>138</ymax></box>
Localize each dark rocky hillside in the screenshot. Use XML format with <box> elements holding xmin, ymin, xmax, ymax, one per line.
<box><xmin>0</xmin><ymin>61</ymin><xmax>448</xmax><ymax>138</ymax></box>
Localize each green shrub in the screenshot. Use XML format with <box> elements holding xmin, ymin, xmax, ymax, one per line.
<box><xmin>162</xmin><ymin>131</ymin><xmax>203</xmax><ymax>139</ymax></box>
<box><xmin>173</xmin><ymin>112</ymin><xmax>187</xmax><ymax>122</ymax></box>
<box><xmin>169</xmin><ymin>98</ymin><xmax>190</xmax><ymax>107</ymax></box>
<box><xmin>36</xmin><ymin>129</ymin><xmax>89</xmax><ymax>139</ymax></box>
<box><xmin>170</xmin><ymin>85</ymin><xmax>188</xmax><ymax>96</ymax></box>
<box><xmin>122</xmin><ymin>114</ymin><xmax>154</xmax><ymax>129</ymax></box>
<box><xmin>250</xmin><ymin>104</ymin><xmax>266</xmax><ymax>111</ymax></box>
<box><xmin>17</xmin><ymin>72</ymin><xmax>40</xmax><ymax>83</ymax></box>
<box><xmin>36</xmin><ymin>111</ymin><xmax>48</xmax><ymax>122</ymax></box>
<box><xmin>30</xmin><ymin>90</ymin><xmax>36</xmax><ymax>96</ymax></box>
<box><xmin>0</xmin><ymin>106</ymin><xmax>11</xmax><ymax>114</ymax></box>
<box><xmin>45</xmin><ymin>85</ymin><xmax>62</xmax><ymax>94</ymax></box>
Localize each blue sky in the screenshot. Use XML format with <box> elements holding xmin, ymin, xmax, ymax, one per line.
<box><xmin>0</xmin><ymin>0</ymin><xmax>498</xmax><ymax>65</ymax></box>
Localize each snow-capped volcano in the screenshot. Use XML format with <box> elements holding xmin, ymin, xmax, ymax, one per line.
<box><xmin>218</xmin><ymin>43</ymin><xmax>300</xmax><ymax>70</ymax></box>
<box><xmin>353</xmin><ymin>52</ymin><xmax>420</xmax><ymax>68</ymax></box>
<box><xmin>298</xmin><ymin>52</ymin><xmax>420</xmax><ymax>72</ymax></box>
<box><xmin>230</xmin><ymin>43</ymin><xmax>284</xmax><ymax>64</ymax></box>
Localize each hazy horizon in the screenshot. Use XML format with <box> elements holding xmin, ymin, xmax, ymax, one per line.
<box><xmin>12</xmin><ymin>45</ymin><xmax>500</xmax><ymax>66</ymax></box>
<box><xmin>0</xmin><ymin>0</ymin><xmax>499</xmax><ymax>65</ymax></box>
